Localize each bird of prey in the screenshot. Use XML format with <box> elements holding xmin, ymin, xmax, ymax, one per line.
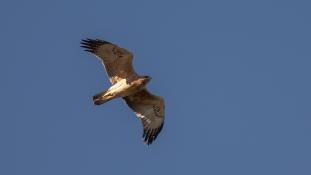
<box><xmin>80</xmin><ymin>38</ymin><xmax>165</xmax><ymax>145</ymax></box>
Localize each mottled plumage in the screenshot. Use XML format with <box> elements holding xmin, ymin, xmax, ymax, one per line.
<box><xmin>80</xmin><ymin>38</ymin><xmax>165</xmax><ymax>145</ymax></box>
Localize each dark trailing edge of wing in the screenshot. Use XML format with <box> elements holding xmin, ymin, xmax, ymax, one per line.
<box><xmin>80</xmin><ymin>38</ymin><xmax>111</xmax><ymax>53</ymax></box>
<box><xmin>143</xmin><ymin>122</ymin><xmax>164</xmax><ymax>145</ymax></box>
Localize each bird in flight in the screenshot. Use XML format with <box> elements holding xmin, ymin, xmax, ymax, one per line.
<box><xmin>80</xmin><ymin>38</ymin><xmax>165</xmax><ymax>145</ymax></box>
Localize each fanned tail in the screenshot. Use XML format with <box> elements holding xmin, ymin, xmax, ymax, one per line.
<box><xmin>92</xmin><ymin>90</ymin><xmax>113</xmax><ymax>105</ymax></box>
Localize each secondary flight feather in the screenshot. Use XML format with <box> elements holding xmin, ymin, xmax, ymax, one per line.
<box><xmin>80</xmin><ymin>38</ymin><xmax>165</xmax><ymax>145</ymax></box>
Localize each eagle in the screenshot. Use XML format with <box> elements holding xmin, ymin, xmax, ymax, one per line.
<box><xmin>80</xmin><ymin>38</ymin><xmax>165</xmax><ymax>145</ymax></box>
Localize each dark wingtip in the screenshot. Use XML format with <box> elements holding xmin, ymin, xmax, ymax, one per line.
<box><xmin>142</xmin><ymin>122</ymin><xmax>164</xmax><ymax>145</ymax></box>
<box><xmin>80</xmin><ymin>38</ymin><xmax>111</xmax><ymax>53</ymax></box>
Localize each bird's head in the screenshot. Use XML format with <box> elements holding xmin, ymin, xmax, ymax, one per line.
<box><xmin>142</xmin><ymin>75</ymin><xmax>152</xmax><ymax>84</ymax></box>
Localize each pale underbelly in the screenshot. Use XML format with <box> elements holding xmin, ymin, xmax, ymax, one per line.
<box><xmin>108</xmin><ymin>79</ymin><xmax>145</xmax><ymax>97</ymax></box>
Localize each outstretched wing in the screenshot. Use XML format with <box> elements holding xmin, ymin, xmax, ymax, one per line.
<box><xmin>123</xmin><ymin>89</ymin><xmax>165</xmax><ymax>145</ymax></box>
<box><xmin>80</xmin><ymin>38</ymin><xmax>138</xmax><ymax>84</ymax></box>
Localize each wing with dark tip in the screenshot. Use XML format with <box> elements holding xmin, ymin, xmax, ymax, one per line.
<box><xmin>80</xmin><ymin>38</ymin><xmax>138</xmax><ymax>84</ymax></box>
<box><xmin>123</xmin><ymin>89</ymin><xmax>165</xmax><ymax>145</ymax></box>
<box><xmin>80</xmin><ymin>39</ymin><xmax>111</xmax><ymax>53</ymax></box>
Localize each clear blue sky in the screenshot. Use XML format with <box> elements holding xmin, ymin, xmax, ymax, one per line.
<box><xmin>1</xmin><ymin>0</ymin><xmax>310</xmax><ymax>174</ymax></box>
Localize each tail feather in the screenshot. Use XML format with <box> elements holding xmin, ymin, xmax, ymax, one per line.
<box><xmin>92</xmin><ymin>90</ymin><xmax>113</xmax><ymax>105</ymax></box>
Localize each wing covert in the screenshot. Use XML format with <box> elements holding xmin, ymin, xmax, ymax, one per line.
<box><xmin>80</xmin><ymin>38</ymin><xmax>138</xmax><ymax>84</ymax></box>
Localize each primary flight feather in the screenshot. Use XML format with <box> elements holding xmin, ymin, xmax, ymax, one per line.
<box><xmin>80</xmin><ymin>38</ymin><xmax>165</xmax><ymax>145</ymax></box>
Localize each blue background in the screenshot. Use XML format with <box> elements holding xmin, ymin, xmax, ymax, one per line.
<box><xmin>1</xmin><ymin>0</ymin><xmax>310</xmax><ymax>174</ymax></box>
